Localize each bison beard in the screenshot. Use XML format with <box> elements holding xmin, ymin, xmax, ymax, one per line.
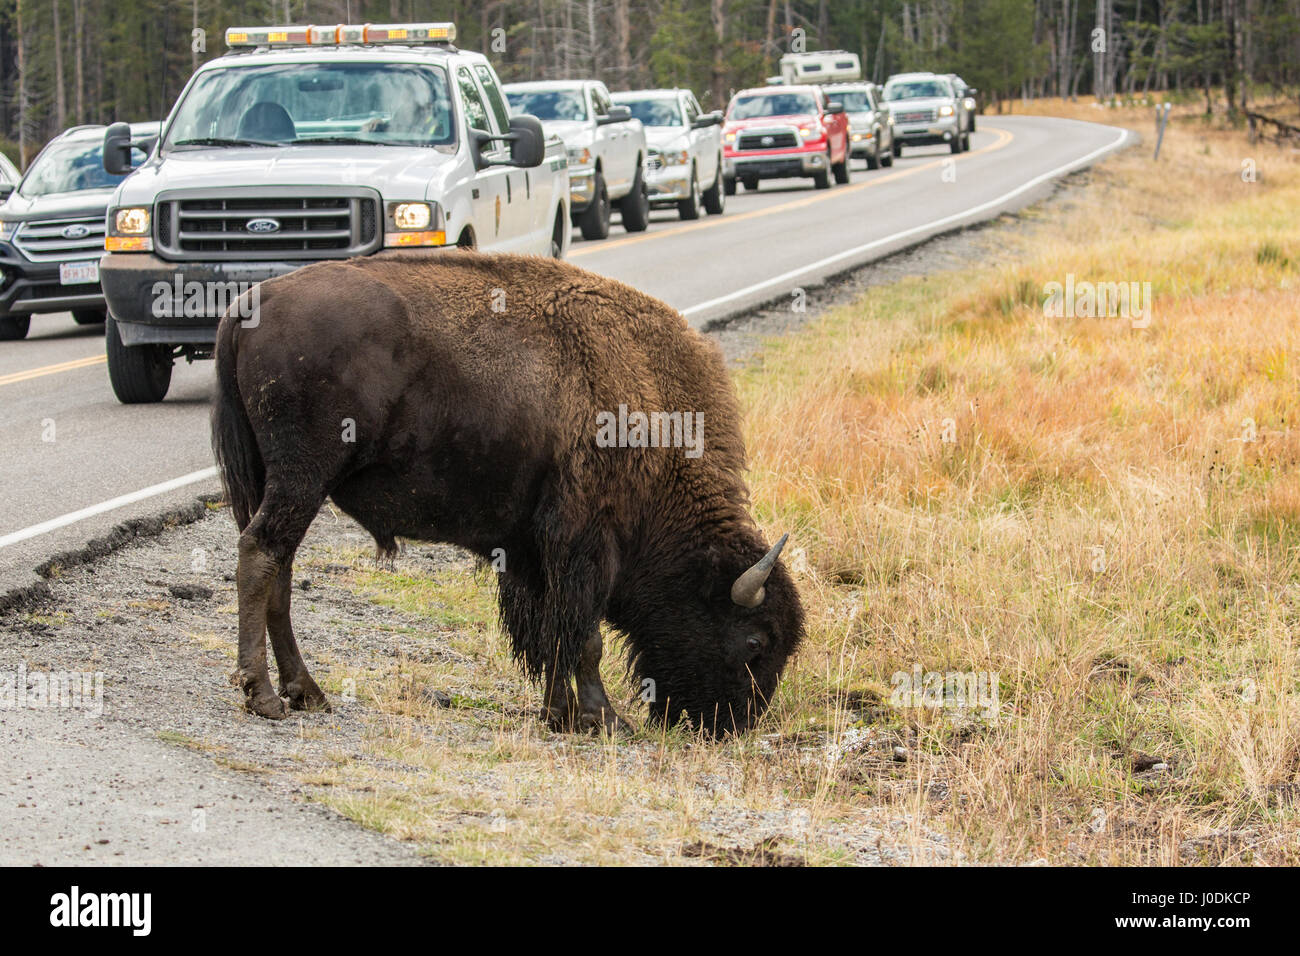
<box><xmin>211</xmin><ymin>252</ymin><xmax>804</xmax><ymax>735</ymax></box>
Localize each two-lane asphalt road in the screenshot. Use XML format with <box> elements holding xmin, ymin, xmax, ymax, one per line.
<box><xmin>0</xmin><ymin>115</ymin><xmax>1129</xmax><ymax>596</ymax></box>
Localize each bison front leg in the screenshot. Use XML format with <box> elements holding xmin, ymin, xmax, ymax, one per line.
<box><xmin>236</xmin><ymin>534</ymin><xmax>289</xmax><ymax>719</ymax></box>
<box><xmin>576</xmin><ymin>631</ymin><xmax>633</xmax><ymax>735</ymax></box>
<box><xmin>542</xmin><ymin>666</ymin><xmax>580</xmax><ymax>732</ymax></box>
<box><xmin>267</xmin><ymin>564</ymin><xmax>330</xmax><ymax>712</ymax></box>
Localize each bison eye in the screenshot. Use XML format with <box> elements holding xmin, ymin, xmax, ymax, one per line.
<box><xmin>746</xmin><ymin>637</ymin><xmax>762</xmax><ymax>653</ymax></box>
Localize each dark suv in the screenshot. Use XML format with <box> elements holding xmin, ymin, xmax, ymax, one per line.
<box><xmin>0</xmin><ymin>123</ymin><xmax>158</xmax><ymax>341</ymax></box>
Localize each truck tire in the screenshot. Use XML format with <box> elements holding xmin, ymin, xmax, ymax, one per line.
<box><xmin>620</xmin><ymin>166</ymin><xmax>651</xmax><ymax>233</ymax></box>
<box><xmin>550</xmin><ymin>209</ymin><xmax>565</xmax><ymax>258</ymax></box>
<box><xmin>578</xmin><ymin>171</ymin><xmax>611</xmax><ymax>241</ymax></box>
<box><xmin>106</xmin><ymin>315</ymin><xmax>172</xmax><ymax>404</ymax></box>
<box><xmin>832</xmin><ymin>153</ymin><xmax>850</xmax><ymax>184</ymax></box>
<box><xmin>881</xmin><ymin>139</ymin><xmax>894</xmax><ymax>167</ymax></box>
<box><xmin>893</xmin><ymin>141</ymin><xmax>903</xmax><ymax>158</ymax></box>
<box><xmin>950</xmin><ymin>135</ymin><xmax>963</xmax><ymax>154</ymax></box>
<box><xmin>866</xmin><ymin>139</ymin><xmax>880</xmax><ymax>170</ymax></box>
<box><xmin>702</xmin><ymin>160</ymin><xmax>726</xmax><ymax>215</ymax></box>
<box><xmin>73</xmin><ymin>309</ymin><xmax>107</xmax><ymax>325</ymax></box>
<box><xmin>0</xmin><ymin>315</ymin><xmax>31</xmax><ymax>340</ymax></box>
<box><xmin>723</xmin><ymin>176</ymin><xmax>736</xmax><ymax>196</ymax></box>
<box><xmin>678</xmin><ymin>168</ymin><xmax>702</xmax><ymax>220</ymax></box>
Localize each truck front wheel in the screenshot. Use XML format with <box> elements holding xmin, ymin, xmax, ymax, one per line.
<box><xmin>620</xmin><ymin>166</ymin><xmax>651</xmax><ymax>233</ymax></box>
<box><xmin>578</xmin><ymin>172</ymin><xmax>611</xmax><ymax>241</ymax></box>
<box><xmin>106</xmin><ymin>315</ymin><xmax>172</xmax><ymax>404</ymax></box>
<box><xmin>0</xmin><ymin>315</ymin><xmax>31</xmax><ymax>340</ymax></box>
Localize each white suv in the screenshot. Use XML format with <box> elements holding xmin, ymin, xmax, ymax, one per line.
<box><xmin>99</xmin><ymin>22</ymin><xmax>568</xmax><ymax>403</ymax></box>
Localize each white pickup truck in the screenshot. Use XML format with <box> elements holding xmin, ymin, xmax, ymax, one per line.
<box><xmin>503</xmin><ymin>80</ymin><xmax>649</xmax><ymax>241</ymax></box>
<box><xmin>611</xmin><ymin>88</ymin><xmax>726</xmax><ymax>220</ymax></box>
<box><xmin>98</xmin><ymin>22</ymin><xmax>569</xmax><ymax>404</ymax></box>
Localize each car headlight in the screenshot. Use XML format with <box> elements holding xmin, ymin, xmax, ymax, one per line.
<box><xmin>964</xmin><ymin>97</ymin><xmax>976</xmax><ymax>110</ymax></box>
<box><xmin>393</xmin><ymin>202</ymin><xmax>431</xmax><ymax>230</ymax></box>
<box><xmin>798</xmin><ymin>125</ymin><xmax>822</xmax><ymax>139</ymax></box>
<box><xmin>0</xmin><ymin>220</ymin><xmax>17</xmax><ymax>240</ymax></box>
<box><xmin>938</xmin><ymin>105</ymin><xmax>955</xmax><ymax>117</ymax></box>
<box><xmin>105</xmin><ymin>206</ymin><xmax>153</xmax><ymax>252</ymax></box>
<box><xmin>566</xmin><ymin>146</ymin><xmax>593</xmax><ymax>169</ymax></box>
<box><xmin>658</xmin><ymin>149</ymin><xmax>689</xmax><ymax>166</ymax></box>
<box><xmin>724</xmin><ymin>131</ymin><xmax>736</xmax><ymax>143</ymax></box>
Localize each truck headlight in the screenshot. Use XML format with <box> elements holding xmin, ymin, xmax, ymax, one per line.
<box><xmin>393</xmin><ymin>202</ymin><xmax>432</xmax><ymax>230</ymax></box>
<box><xmin>566</xmin><ymin>146</ymin><xmax>593</xmax><ymax>169</ymax></box>
<box><xmin>938</xmin><ymin>105</ymin><xmax>955</xmax><ymax>117</ymax></box>
<box><xmin>658</xmin><ymin>149</ymin><xmax>689</xmax><ymax>166</ymax></box>
<box><xmin>114</xmin><ymin>207</ymin><xmax>150</xmax><ymax>235</ymax></box>
<box><xmin>106</xmin><ymin>206</ymin><xmax>153</xmax><ymax>252</ymax></box>
<box><xmin>964</xmin><ymin>97</ymin><xmax>976</xmax><ymax>111</ymax></box>
<box><xmin>724</xmin><ymin>131</ymin><xmax>736</xmax><ymax>143</ymax></box>
<box><xmin>384</xmin><ymin>201</ymin><xmax>445</xmax><ymax>247</ymax></box>
<box><xmin>798</xmin><ymin>125</ymin><xmax>823</xmax><ymax>139</ymax></box>
<box><xmin>0</xmin><ymin>220</ymin><xmax>17</xmax><ymax>240</ymax></box>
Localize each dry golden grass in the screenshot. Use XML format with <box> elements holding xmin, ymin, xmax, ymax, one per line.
<box><xmin>298</xmin><ymin>102</ymin><xmax>1299</xmax><ymax>865</ymax></box>
<box><xmin>736</xmin><ymin>99</ymin><xmax>1300</xmax><ymax>864</ymax></box>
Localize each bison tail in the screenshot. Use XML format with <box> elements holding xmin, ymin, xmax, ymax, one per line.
<box><xmin>211</xmin><ymin>318</ymin><xmax>264</xmax><ymax>531</ymax></box>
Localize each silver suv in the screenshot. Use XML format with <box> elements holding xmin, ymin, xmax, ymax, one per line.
<box><xmin>881</xmin><ymin>72</ymin><xmax>970</xmax><ymax>155</ymax></box>
<box><xmin>825</xmin><ymin>83</ymin><xmax>895</xmax><ymax>169</ymax></box>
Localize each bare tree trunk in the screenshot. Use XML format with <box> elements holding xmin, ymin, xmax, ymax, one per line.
<box><xmin>74</xmin><ymin>0</ymin><xmax>86</xmax><ymax>124</ymax></box>
<box><xmin>16</xmin><ymin>0</ymin><xmax>27</xmax><ymax>167</ymax></box>
<box><xmin>54</xmin><ymin>0</ymin><xmax>67</xmax><ymax>130</ymax></box>
<box><xmin>710</xmin><ymin>0</ymin><xmax>727</xmax><ymax>109</ymax></box>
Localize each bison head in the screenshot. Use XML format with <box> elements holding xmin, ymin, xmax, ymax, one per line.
<box><xmin>621</xmin><ymin>533</ymin><xmax>804</xmax><ymax>736</ymax></box>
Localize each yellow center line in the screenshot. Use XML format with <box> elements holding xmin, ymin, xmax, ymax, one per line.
<box><xmin>0</xmin><ymin>353</ymin><xmax>106</xmax><ymax>387</ymax></box>
<box><xmin>570</xmin><ymin>124</ymin><xmax>1015</xmax><ymax>258</ymax></box>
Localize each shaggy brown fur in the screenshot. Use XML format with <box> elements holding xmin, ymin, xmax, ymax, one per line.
<box><xmin>212</xmin><ymin>251</ymin><xmax>803</xmax><ymax>734</ymax></box>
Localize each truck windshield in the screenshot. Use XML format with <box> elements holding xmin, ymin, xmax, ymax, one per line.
<box><xmin>828</xmin><ymin>91</ymin><xmax>871</xmax><ymax>112</ymax></box>
<box><xmin>164</xmin><ymin>62</ymin><xmax>455</xmax><ymax>149</ymax></box>
<box><xmin>615</xmin><ymin>98</ymin><xmax>682</xmax><ymax>127</ymax></box>
<box><xmin>729</xmin><ymin>92</ymin><xmax>818</xmax><ymax>119</ymax></box>
<box><xmin>883</xmin><ymin>80</ymin><xmax>951</xmax><ymax>101</ymax></box>
<box><xmin>19</xmin><ymin>138</ymin><xmax>141</xmax><ymax>198</ymax></box>
<box><xmin>505</xmin><ymin>90</ymin><xmax>588</xmax><ymax>122</ymax></box>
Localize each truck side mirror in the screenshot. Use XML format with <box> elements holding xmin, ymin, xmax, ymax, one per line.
<box><xmin>692</xmin><ymin>111</ymin><xmax>724</xmax><ymax>129</ymax></box>
<box><xmin>103</xmin><ymin>122</ymin><xmax>134</xmax><ymax>175</ymax></box>
<box><xmin>596</xmin><ymin>105</ymin><xmax>632</xmax><ymax>126</ymax></box>
<box><xmin>824</xmin><ymin>102</ymin><xmax>845</xmax><ymax>114</ymax></box>
<box><xmin>471</xmin><ymin>114</ymin><xmax>546</xmax><ymax>170</ymax></box>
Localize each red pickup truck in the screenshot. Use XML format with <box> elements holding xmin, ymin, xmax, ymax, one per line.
<box><xmin>722</xmin><ymin>85</ymin><xmax>850</xmax><ymax>193</ymax></box>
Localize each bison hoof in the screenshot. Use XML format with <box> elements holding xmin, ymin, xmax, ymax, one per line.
<box><xmin>578</xmin><ymin>708</ymin><xmax>634</xmax><ymax>736</ymax></box>
<box><xmin>281</xmin><ymin>678</ymin><xmax>332</xmax><ymax>713</ymax></box>
<box><xmin>244</xmin><ymin>686</ymin><xmax>290</xmax><ymax>720</ymax></box>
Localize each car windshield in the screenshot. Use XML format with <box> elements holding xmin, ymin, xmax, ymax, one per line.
<box><xmin>615</xmin><ymin>97</ymin><xmax>682</xmax><ymax>127</ymax></box>
<box><xmin>164</xmin><ymin>62</ymin><xmax>455</xmax><ymax>149</ymax></box>
<box><xmin>829</xmin><ymin>91</ymin><xmax>872</xmax><ymax>112</ymax></box>
<box><xmin>729</xmin><ymin>92</ymin><xmax>818</xmax><ymax>119</ymax></box>
<box><xmin>19</xmin><ymin>137</ymin><xmax>143</xmax><ymax>198</ymax></box>
<box><xmin>506</xmin><ymin>90</ymin><xmax>588</xmax><ymax>122</ymax></box>
<box><xmin>883</xmin><ymin>80</ymin><xmax>951</xmax><ymax>101</ymax></box>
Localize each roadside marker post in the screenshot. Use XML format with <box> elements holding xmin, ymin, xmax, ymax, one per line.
<box><xmin>1154</xmin><ymin>102</ymin><xmax>1172</xmax><ymax>160</ymax></box>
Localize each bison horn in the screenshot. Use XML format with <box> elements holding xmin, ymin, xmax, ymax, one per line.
<box><xmin>731</xmin><ymin>533</ymin><xmax>789</xmax><ymax>608</ymax></box>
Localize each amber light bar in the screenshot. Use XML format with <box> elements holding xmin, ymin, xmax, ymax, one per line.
<box><xmin>226</xmin><ymin>22</ymin><xmax>456</xmax><ymax>48</ymax></box>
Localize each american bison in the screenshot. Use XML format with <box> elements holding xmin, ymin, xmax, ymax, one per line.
<box><xmin>211</xmin><ymin>253</ymin><xmax>803</xmax><ymax>735</ymax></box>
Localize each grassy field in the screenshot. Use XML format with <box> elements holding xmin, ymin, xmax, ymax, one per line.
<box><xmin>301</xmin><ymin>100</ymin><xmax>1300</xmax><ymax>864</ymax></box>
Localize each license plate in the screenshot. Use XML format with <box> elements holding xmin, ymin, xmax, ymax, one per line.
<box><xmin>60</xmin><ymin>260</ymin><xmax>99</xmax><ymax>285</ymax></box>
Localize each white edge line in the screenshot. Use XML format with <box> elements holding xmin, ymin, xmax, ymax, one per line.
<box><xmin>0</xmin><ymin>127</ymin><xmax>1129</xmax><ymax>555</ymax></box>
<box><xmin>0</xmin><ymin>466</ymin><xmax>219</xmax><ymax>550</ymax></box>
<box><xmin>680</xmin><ymin>125</ymin><xmax>1131</xmax><ymax>318</ymax></box>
